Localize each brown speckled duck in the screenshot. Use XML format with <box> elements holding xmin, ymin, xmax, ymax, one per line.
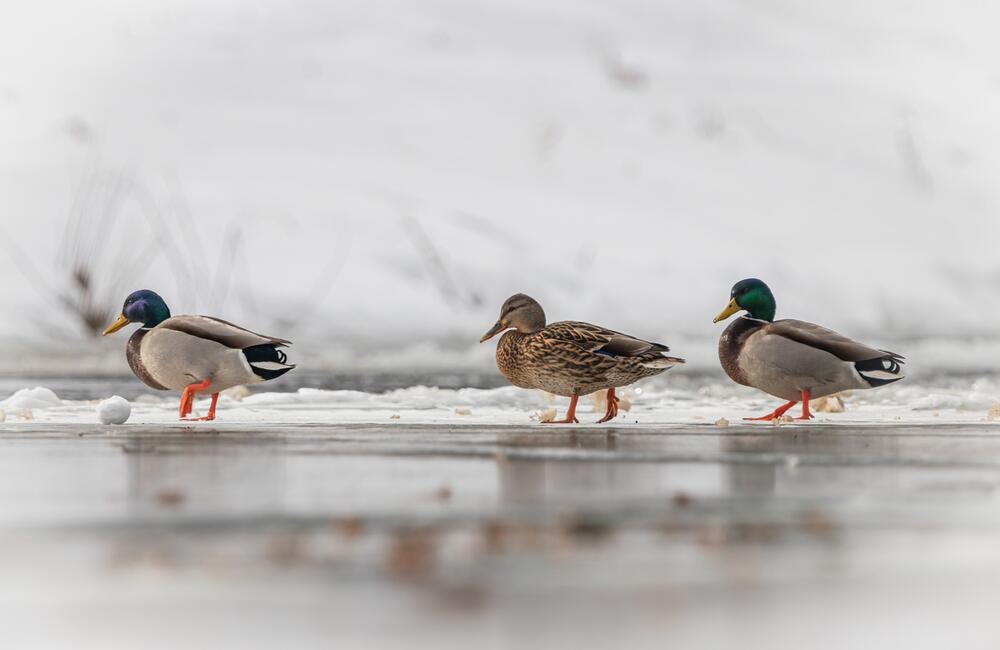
<box><xmin>713</xmin><ymin>278</ymin><xmax>904</xmax><ymax>421</ymax></box>
<box><xmin>480</xmin><ymin>294</ymin><xmax>685</xmax><ymax>424</ymax></box>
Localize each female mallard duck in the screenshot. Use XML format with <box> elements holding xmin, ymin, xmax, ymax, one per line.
<box><xmin>713</xmin><ymin>278</ymin><xmax>904</xmax><ymax>421</ymax></box>
<box><xmin>102</xmin><ymin>290</ymin><xmax>295</xmax><ymax>421</ymax></box>
<box><xmin>480</xmin><ymin>294</ymin><xmax>684</xmax><ymax>423</ymax></box>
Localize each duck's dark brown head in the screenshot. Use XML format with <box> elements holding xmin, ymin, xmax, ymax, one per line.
<box><xmin>480</xmin><ymin>293</ymin><xmax>547</xmax><ymax>342</ymax></box>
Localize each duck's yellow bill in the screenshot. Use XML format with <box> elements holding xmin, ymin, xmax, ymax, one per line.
<box><xmin>102</xmin><ymin>313</ymin><xmax>130</xmax><ymax>336</ymax></box>
<box><xmin>713</xmin><ymin>298</ymin><xmax>741</xmax><ymax>323</ymax></box>
<box><xmin>480</xmin><ymin>321</ymin><xmax>505</xmax><ymax>343</ymax></box>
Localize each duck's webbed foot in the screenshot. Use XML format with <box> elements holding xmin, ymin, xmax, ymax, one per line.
<box><xmin>595</xmin><ymin>388</ymin><xmax>620</xmax><ymax>424</ymax></box>
<box><xmin>793</xmin><ymin>390</ymin><xmax>814</xmax><ymax>420</ymax></box>
<box><xmin>542</xmin><ymin>394</ymin><xmax>580</xmax><ymax>425</ymax></box>
<box><xmin>178</xmin><ymin>379</ymin><xmax>212</xmax><ymax>420</ymax></box>
<box><xmin>744</xmin><ymin>399</ymin><xmax>798</xmax><ymax>421</ymax></box>
<box><xmin>182</xmin><ymin>392</ymin><xmax>220</xmax><ymax>421</ymax></box>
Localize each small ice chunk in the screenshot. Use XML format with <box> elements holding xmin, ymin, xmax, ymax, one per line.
<box><xmin>2</xmin><ymin>387</ymin><xmax>61</xmax><ymax>410</ymax></box>
<box><xmin>97</xmin><ymin>396</ymin><xmax>131</xmax><ymax>425</ymax></box>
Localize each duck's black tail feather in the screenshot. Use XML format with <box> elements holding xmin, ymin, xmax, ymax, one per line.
<box><xmin>243</xmin><ymin>344</ymin><xmax>296</xmax><ymax>381</ymax></box>
<box><xmin>855</xmin><ymin>352</ymin><xmax>905</xmax><ymax>388</ymax></box>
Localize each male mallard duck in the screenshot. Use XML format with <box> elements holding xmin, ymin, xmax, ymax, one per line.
<box><xmin>480</xmin><ymin>294</ymin><xmax>684</xmax><ymax>423</ymax></box>
<box><xmin>102</xmin><ymin>290</ymin><xmax>295</xmax><ymax>421</ymax></box>
<box><xmin>713</xmin><ymin>278</ymin><xmax>904</xmax><ymax>421</ymax></box>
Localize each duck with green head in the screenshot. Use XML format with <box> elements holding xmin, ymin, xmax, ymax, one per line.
<box><xmin>102</xmin><ymin>290</ymin><xmax>295</xmax><ymax>421</ymax></box>
<box><xmin>713</xmin><ymin>278</ymin><xmax>904</xmax><ymax>421</ymax></box>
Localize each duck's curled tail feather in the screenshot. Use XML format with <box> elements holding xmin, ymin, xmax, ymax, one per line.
<box><xmin>243</xmin><ymin>344</ymin><xmax>296</xmax><ymax>381</ymax></box>
<box><xmin>855</xmin><ymin>351</ymin><xmax>904</xmax><ymax>387</ymax></box>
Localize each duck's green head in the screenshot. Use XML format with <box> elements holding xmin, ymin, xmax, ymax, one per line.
<box><xmin>102</xmin><ymin>290</ymin><xmax>171</xmax><ymax>335</ymax></box>
<box><xmin>713</xmin><ymin>278</ymin><xmax>776</xmax><ymax>323</ymax></box>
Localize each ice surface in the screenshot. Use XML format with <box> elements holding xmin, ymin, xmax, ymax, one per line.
<box><xmin>3</xmin><ymin>416</ymin><xmax>1000</xmax><ymax>650</ymax></box>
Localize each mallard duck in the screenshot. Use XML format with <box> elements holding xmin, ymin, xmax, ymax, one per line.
<box><xmin>713</xmin><ymin>278</ymin><xmax>904</xmax><ymax>421</ymax></box>
<box><xmin>480</xmin><ymin>294</ymin><xmax>684</xmax><ymax>423</ymax></box>
<box><xmin>102</xmin><ymin>290</ymin><xmax>295</xmax><ymax>421</ymax></box>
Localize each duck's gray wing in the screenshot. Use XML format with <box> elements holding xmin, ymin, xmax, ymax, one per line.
<box><xmin>766</xmin><ymin>319</ymin><xmax>902</xmax><ymax>362</ymax></box>
<box><xmin>158</xmin><ymin>315</ymin><xmax>292</xmax><ymax>350</ymax></box>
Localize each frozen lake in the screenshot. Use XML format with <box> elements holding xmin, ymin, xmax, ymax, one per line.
<box><xmin>2</xmin><ymin>398</ymin><xmax>1000</xmax><ymax>648</ymax></box>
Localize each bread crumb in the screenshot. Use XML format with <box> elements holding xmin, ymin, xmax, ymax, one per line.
<box><xmin>454</xmin><ymin>407</ymin><xmax>471</xmax><ymax>416</ymax></box>
<box><xmin>534</xmin><ymin>408</ymin><xmax>557</xmax><ymax>423</ymax></box>
<box><xmin>222</xmin><ymin>385</ymin><xmax>250</xmax><ymax>401</ymax></box>
<box><xmin>389</xmin><ymin>414</ymin><xmax>401</xmax><ymax>420</ymax></box>
<box><xmin>987</xmin><ymin>404</ymin><xmax>1000</xmax><ymax>421</ymax></box>
<box><xmin>811</xmin><ymin>395</ymin><xmax>845</xmax><ymax>413</ymax></box>
<box><xmin>715</xmin><ymin>417</ymin><xmax>729</xmax><ymax>427</ymax></box>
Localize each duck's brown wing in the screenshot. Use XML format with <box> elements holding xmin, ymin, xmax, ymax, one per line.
<box><xmin>545</xmin><ymin>321</ymin><xmax>684</xmax><ymax>363</ymax></box>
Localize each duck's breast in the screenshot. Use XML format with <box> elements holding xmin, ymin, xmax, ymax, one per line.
<box><xmin>127</xmin><ymin>329</ymin><xmax>168</xmax><ymax>390</ymax></box>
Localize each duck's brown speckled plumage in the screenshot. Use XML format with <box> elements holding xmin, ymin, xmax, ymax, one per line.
<box><xmin>495</xmin><ymin>320</ymin><xmax>683</xmax><ymax>397</ymax></box>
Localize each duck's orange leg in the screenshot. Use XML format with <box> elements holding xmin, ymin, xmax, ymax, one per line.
<box><xmin>744</xmin><ymin>399</ymin><xmax>798</xmax><ymax>421</ymax></box>
<box><xmin>544</xmin><ymin>394</ymin><xmax>580</xmax><ymax>424</ymax></box>
<box><xmin>596</xmin><ymin>388</ymin><xmax>619</xmax><ymax>424</ymax></box>
<box><xmin>184</xmin><ymin>392</ymin><xmax>220</xmax><ymax>422</ymax></box>
<box><xmin>794</xmin><ymin>390</ymin><xmax>814</xmax><ymax>420</ymax></box>
<box><xmin>178</xmin><ymin>378</ymin><xmax>212</xmax><ymax>420</ymax></box>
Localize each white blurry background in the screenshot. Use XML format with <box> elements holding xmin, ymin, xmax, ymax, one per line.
<box><xmin>1</xmin><ymin>0</ymin><xmax>999</xmax><ymax>372</ymax></box>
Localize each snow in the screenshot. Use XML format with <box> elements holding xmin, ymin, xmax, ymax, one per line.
<box><xmin>95</xmin><ymin>395</ymin><xmax>130</xmax><ymax>424</ymax></box>
<box><xmin>1</xmin><ymin>378</ymin><xmax>998</xmax><ymax>427</ymax></box>
<box><xmin>0</xmin><ymin>0</ymin><xmax>999</xmax><ymax>369</ymax></box>
<box><xmin>0</xmin><ymin>387</ymin><xmax>61</xmax><ymax>410</ymax></box>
